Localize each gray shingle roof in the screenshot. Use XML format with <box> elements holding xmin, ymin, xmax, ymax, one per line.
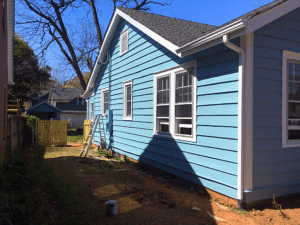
<box><xmin>50</xmin><ymin>88</ymin><xmax>83</xmax><ymax>102</ymax></box>
<box><xmin>117</xmin><ymin>0</ymin><xmax>288</xmax><ymax>47</ymax></box>
<box><xmin>117</xmin><ymin>7</ymin><xmax>217</xmax><ymax>47</ymax></box>
<box><xmin>37</xmin><ymin>90</ymin><xmax>49</xmax><ymax>98</ymax></box>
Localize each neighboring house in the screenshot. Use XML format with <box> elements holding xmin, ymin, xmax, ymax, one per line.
<box><xmin>29</xmin><ymin>88</ymin><xmax>87</xmax><ymax>127</ymax></box>
<box><xmin>26</xmin><ymin>102</ymin><xmax>61</xmax><ymax>120</ymax></box>
<box><xmin>0</xmin><ymin>0</ymin><xmax>15</xmax><ymax>163</ymax></box>
<box><xmin>82</xmin><ymin>0</ymin><xmax>300</xmax><ymax>207</ymax></box>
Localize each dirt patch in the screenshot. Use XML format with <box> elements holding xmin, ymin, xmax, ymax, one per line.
<box><xmin>42</xmin><ymin>145</ymin><xmax>300</xmax><ymax>225</ymax></box>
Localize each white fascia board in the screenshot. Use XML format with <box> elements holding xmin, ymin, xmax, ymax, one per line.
<box><xmin>181</xmin><ymin>28</ymin><xmax>246</xmax><ymax>58</ymax></box>
<box><xmin>176</xmin><ymin>19</ymin><xmax>246</xmax><ymax>55</ymax></box>
<box><xmin>7</xmin><ymin>0</ymin><xmax>15</xmax><ymax>85</ymax></box>
<box><xmin>82</xmin><ymin>11</ymin><xmax>120</xmax><ymax>98</ymax></box>
<box><xmin>246</xmin><ymin>0</ymin><xmax>300</xmax><ymax>34</ymax></box>
<box><xmin>116</xmin><ymin>9</ymin><xmax>180</xmax><ymax>56</ymax></box>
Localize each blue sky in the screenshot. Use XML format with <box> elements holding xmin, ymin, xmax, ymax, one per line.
<box><xmin>16</xmin><ymin>0</ymin><xmax>274</xmax><ymax>81</ymax></box>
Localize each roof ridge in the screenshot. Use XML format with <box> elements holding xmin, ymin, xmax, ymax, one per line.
<box><xmin>116</xmin><ymin>6</ymin><xmax>217</xmax><ymax>28</ymax></box>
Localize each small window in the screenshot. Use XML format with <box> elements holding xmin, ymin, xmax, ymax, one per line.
<box><xmin>123</xmin><ymin>81</ymin><xmax>133</xmax><ymax>120</ymax></box>
<box><xmin>90</xmin><ymin>102</ymin><xmax>94</xmax><ymax>120</ymax></box>
<box><xmin>101</xmin><ymin>87</ymin><xmax>109</xmax><ymax>115</ymax></box>
<box><xmin>282</xmin><ymin>51</ymin><xmax>300</xmax><ymax>147</ymax></box>
<box><xmin>120</xmin><ymin>29</ymin><xmax>128</xmax><ymax>56</ymax></box>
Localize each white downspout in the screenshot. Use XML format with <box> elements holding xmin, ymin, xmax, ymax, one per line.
<box><xmin>223</xmin><ymin>34</ymin><xmax>245</xmax><ymax>208</ymax></box>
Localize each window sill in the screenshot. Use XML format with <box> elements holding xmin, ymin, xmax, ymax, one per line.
<box><xmin>282</xmin><ymin>141</ymin><xmax>300</xmax><ymax>148</ymax></box>
<box><xmin>153</xmin><ymin>133</ymin><xmax>196</xmax><ymax>143</ymax></box>
<box><xmin>123</xmin><ymin>117</ymin><xmax>132</xmax><ymax>121</ymax></box>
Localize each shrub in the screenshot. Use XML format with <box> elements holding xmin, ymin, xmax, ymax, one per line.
<box><xmin>26</xmin><ymin>115</ymin><xmax>39</xmax><ymax>125</ymax></box>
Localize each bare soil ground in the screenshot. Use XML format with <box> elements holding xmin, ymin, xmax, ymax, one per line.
<box><xmin>43</xmin><ymin>142</ymin><xmax>300</xmax><ymax>225</ymax></box>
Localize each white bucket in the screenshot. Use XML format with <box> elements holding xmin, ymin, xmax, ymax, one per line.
<box><xmin>106</xmin><ymin>200</ymin><xmax>117</xmax><ymax>215</ymax></box>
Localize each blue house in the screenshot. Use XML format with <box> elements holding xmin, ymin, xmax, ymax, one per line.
<box><xmin>82</xmin><ymin>0</ymin><xmax>300</xmax><ymax>206</ymax></box>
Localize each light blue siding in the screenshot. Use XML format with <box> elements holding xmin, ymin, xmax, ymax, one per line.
<box><xmin>90</xmin><ymin>18</ymin><xmax>239</xmax><ymax>198</ymax></box>
<box><xmin>252</xmin><ymin>7</ymin><xmax>300</xmax><ymax>196</ymax></box>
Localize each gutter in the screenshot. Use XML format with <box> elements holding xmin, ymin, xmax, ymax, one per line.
<box><xmin>176</xmin><ymin>19</ymin><xmax>246</xmax><ymax>56</ymax></box>
<box><xmin>223</xmin><ymin>34</ymin><xmax>245</xmax><ymax>208</ymax></box>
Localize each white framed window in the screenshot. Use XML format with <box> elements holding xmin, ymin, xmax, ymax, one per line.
<box><xmin>120</xmin><ymin>29</ymin><xmax>128</xmax><ymax>56</ymax></box>
<box><xmin>90</xmin><ymin>102</ymin><xmax>94</xmax><ymax>121</ymax></box>
<box><xmin>101</xmin><ymin>87</ymin><xmax>109</xmax><ymax>116</ymax></box>
<box><xmin>153</xmin><ymin>61</ymin><xmax>197</xmax><ymax>142</ymax></box>
<box><xmin>282</xmin><ymin>50</ymin><xmax>300</xmax><ymax>147</ymax></box>
<box><xmin>123</xmin><ymin>80</ymin><xmax>132</xmax><ymax>120</ymax></box>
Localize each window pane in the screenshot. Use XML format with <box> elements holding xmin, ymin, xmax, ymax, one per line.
<box><xmin>158</xmin><ymin>79</ymin><xmax>162</xmax><ymax>91</ymax></box>
<box><xmin>176</xmin><ymin>74</ymin><xmax>182</xmax><ymax>88</ymax></box>
<box><xmin>182</xmin><ymin>87</ymin><xmax>192</xmax><ymax>102</ymax></box>
<box><xmin>104</xmin><ymin>92</ymin><xmax>109</xmax><ymax>102</ymax></box>
<box><xmin>127</xmin><ymin>86</ymin><xmax>131</xmax><ymax>100</ymax></box>
<box><xmin>160</xmin><ymin>124</ymin><xmax>169</xmax><ymax>133</ymax></box>
<box><xmin>289</xmin><ymin>82</ymin><xmax>300</xmax><ymax>101</ymax></box>
<box><xmin>175</xmin><ymin>119</ymin><xmax>192</xmax><ymax>135</ymax></box>
<box><xmin>163</xmin><ymin>90</ymin><xmax>169</xmax><ymax>104</ymax></box>
<box><xmin>176</xmin><ymin>89</ymin><xmax>183</xmax><ymax>103</ymax></box>
<box><xmin>175</xmin><ymin>104</ymin><xmax>192</xmax><ymax>117</ymax></box>
<box><xmin>157</xmin><ymin>91</ymin><xmax>162</xmax><ymax>104</ymax></box>
<box><xmin>183</xmin><ymin>72</ymin><xmax>188</xmax><ymax>86</ymax></box>
<box><xmin>289</xmin><ymin>102</ymin><xmax>300</xmax><ymax>119</ymax></box>
<box><xmin>289</xmin><ymin>130</ymin><xmax>300</xmax><ymax>140</ymax></box>
<box><xmin>104</xmin><ymin>103</ymin><xmax>108</xmax><ymax>113</ymax></box>
<box><xmin>127</xmin><ymin>102</ymin><xmax>131</xmax><ymax>116</ymax></box>
<box><xmin>157</xmin><ymin>105</ymin><xmax>169</xmax><ymax>117</ymax></box>
<box><xmin>157</xmin><ymin>119</ymin><xmax>169</xmax><ymax>133</ymax></box>
<box><xmin>157</xmin><ymin>77</ymin><xmax>169</xmax><ymax>91</ymax></box>
<box><xmin>288</xmin><ymin>62</ymin><xmax>300</xmax><ymax>81</ymax></box>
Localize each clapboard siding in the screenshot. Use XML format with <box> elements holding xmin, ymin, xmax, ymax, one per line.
<box><xmin>89</xmin><ymin>18</ymin><xmax>239</xmax><ymax>198</ymax></box>
<box><xmin>252</xmin><ymin>7</ymin><xmax>300</xmax><ymax>190</ymax></box>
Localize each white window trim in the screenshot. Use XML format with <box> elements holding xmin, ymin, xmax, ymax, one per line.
<box><xmin>123</xmin><ymin>80</ymin><xmax>133</xmax><ymax>120</ymax></box>
<box><xmin>120</xmin><ymin>29</ymin><xmax>128</xmax><ymax>56</ymax></box>
<box><xmin>101</xmin><ymin>87</ymin><xmax>109</xmax><ymax>116</ymax></box>
<box><xmin>282</xmin><ymin>50</ymin><xmax>300</xmax><ymax>148</ymax></box>
<box><xmin>153</xmin><ymin>61</ymin><xmax>197</xmax><ymax>142</ymax></box>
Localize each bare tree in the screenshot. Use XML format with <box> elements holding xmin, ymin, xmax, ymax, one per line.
<box><xmin>17</xmin><ymin>0</ymin><xmax>172</xmax><ymax>89</ymax></box>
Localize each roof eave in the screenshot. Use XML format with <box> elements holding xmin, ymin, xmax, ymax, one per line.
<box><xmin>82</xmin><ymin>7</ymin><xmax>181</xmax><ymax>98</ymax></box>
<box><xmin>176</xmin><ymin>19</ymin><xmax>246</xmax><ymax>56</ymax></box>
<box><xmin>177</xmin><ymin>0</ymin><xmax>300</xmax><ymax>57</ymax></box>
<box><xmin>82</xmin><ymin>10</ymin><xmax>120</xmax><ymax>98</ymax></box>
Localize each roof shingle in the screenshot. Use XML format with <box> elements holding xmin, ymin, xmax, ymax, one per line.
<box><xmin>117</xmin><ymin>6</ymin><xmax>217</xmax><ymax>47</ymax></box>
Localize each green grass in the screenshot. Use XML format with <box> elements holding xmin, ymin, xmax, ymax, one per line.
<box><xmin>67</xmin><ymin>135</ymin><xmax>83</xmax><ymax>143</ymax></box>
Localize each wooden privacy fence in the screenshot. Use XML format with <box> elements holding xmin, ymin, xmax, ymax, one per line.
<box><xmin>36</xmin><ymin>120</ymin><xmax>68</xmax><ymax>146</ymax></box>
<box><xmin>83</xmin><ymin>119</ymin><xmax>91</xmax><ymax>142</ymax></box>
